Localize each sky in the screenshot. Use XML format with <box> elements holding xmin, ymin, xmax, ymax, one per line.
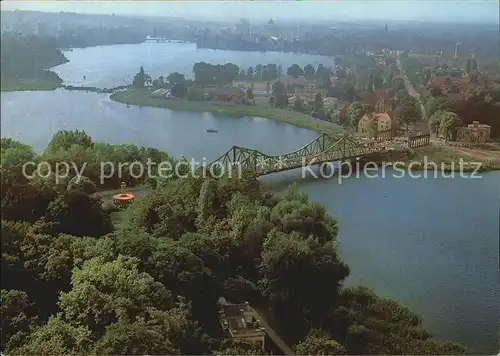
<box><xmin>1</xmin><ymin>0</ymin><xmax>499</xmax><ymax>24</ymax></box>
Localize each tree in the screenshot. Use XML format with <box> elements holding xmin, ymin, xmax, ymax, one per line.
<box><xmin>392</xmin><ymin>77</ymin><xmax>406</xmax><ymax>91</ymax></box>
<box><xmin>262</xmin><ymin>64</ymin><xmax>279</xmax><ymax>81</ymax></box>
<box><xmin>429</xmin><ymin>87</ymin><xmax>444</xmax><ymax>98</ymax></box>
<box><xmin>246</xmin><ymin>66</ymin><xmax>254</xmax><ymax>81</ymax></box>
<box><xmin>186</xmin><ymin>87</ymin><xmax>206</xmax><ymax>101</ymax></box>
<box><xmin>304</xmin><ymin>64</ymin><xmax>315</xmax><ymax>79</ymax></box>
<box><xmin>295</xmin><ymin>329</ymin><xmax>347</xmax><ymax>355</ymax></box>
<box><xmin>341</xmin><ymin>82</ymin><xmax>358</xmax><ymax>101</ymax></box>
<box><xmin>425</xmin><ymin>96</ymin><xmax>452</xmax><ymax>118</ymax></box>
<box><xmin>146</xmin><ymin>238</ymin><xmax>213</xmax><ymax>312</ymax></box>
<box><xmin>373</xmin><ymin>72</ymin><xmax>384</xmax><ymax>90</ymax></box>
<box><xmin>287</xmin><ymin>64</ymin><xmax>304</xmax><ymax>78</ymax></box>
<box><xmin>394</xmin><ymin>96</ymin><xmax>421</xmax><ymax>134</ymax></box>
<box><xmin>66</xmin><ymin>175</ymin><xmax>96</xmax><ymax>194</ymax></box>
<box><xmin>58</xmin><ymin>256</ymin><xmax>173</xmax><ymax>333</ymax></box>
<box><xmin>293</xmin><ymin>96</ymin><xmax>305</xmax><ymax>112</ymax></box>
<box><xmin>166</xmin><ymin>72</ymin><xmax>185</xmax><ymax>85</ymax></box>
<box><xmin>171</xmin><ymin>83</ymin><xmax>187</xmax><ymax>99</ymax></box>
<box><xmin>260</xmin><ymin>231</ymin><xmax>349</xmax><ymax>338</ymax></box>
<box><xmin>272</xmin><ymin>80</ymin><xmax>288</xmax><ymax>108</ymax></box>
<box><xmin>316</xmin><ymin>64</ymin><xmax>327</xmax><ymax>79</ymax></box>
<box><xmin>93</xmin><ymin>317</ymin><xmax>178</xmax><ymax>355</ymax></box>
<box><xmin>367</xmin><ymin>116</ymin><xmax>378</xmax><ymax>138</ymax></box>
<box><xmin>429</xmin><ymin>110</ymin><xmax>444</xmax><ymax>135</ymax></box>
<box><xmin>132</xmin><ymin>66</ymin><xmax>146</xmax><ymax>88</ymax></box>
<box><xmin>1</xmin><ymin>289</ymin><xmax>37</xmax><ymax>349</ymax></box>
<box><xmin>367</xmin><ymin>72</ymin><xmax>374</xmax><ymax>92</ymax></box>
<box><xmin>312</xmin><ymin>92</ymin><xmax>326</xmax><ymax>120</ymax></box>
<box><xmin>246</xmin><ymin>87</ymin><xmax>255</xmax><ymax>104</ymax></box>
<box><xmin>43</xmin><ymin>190</ymin><xmax>111</xmax><ymax>237</ymax></box>
<box><xmin>277</xmin><ymin>64</ymin><xmax>283</xmax><ymax>76</ymax></box>
<box><xmin>438</xmin><ymin>111</ymin><xmax>462</xmax><ymax>141</ymax></box>
<box><xmin>6</xmin><ymin>316</ymin><xmax>93</xmax><ymax>355</ymax></box>
<box><xmin>255</xmin><ymin>64</ymin><xmax>263</xmax><ymax>79</ymax></box>
<box><xmin>347</xmin><ymin>101</ymin><xmax>364</xmax><ymax>127</ymax></box>
<box><xmin>317</xmin><ymin>68</ymin><xmax>332</xmax><ymax>90</ymax></box>
<box><xmin>325</xmin><ymin>286</ymin><xmax>467</xmax><ymax>355</ymax></box>
<box><xmin>215</xmin><ymin>340</ymin><xmax>263</xmax><ymax>355</ymax></box>
<box><xmin>45</xmin><ymin>129</ymin><xmax>93</xmax><ymax>154</ymax></box>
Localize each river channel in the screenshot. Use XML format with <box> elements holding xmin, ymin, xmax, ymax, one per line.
<box><xmin>1</xmin><ymin>43</ymin><xmax>498</xmax><ymax>354</ymax></box>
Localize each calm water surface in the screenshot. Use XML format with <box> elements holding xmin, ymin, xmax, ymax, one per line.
<box><xmin>53</xmin><ymin>42</ymin><xmax>333</xmax><ymax>88</ymax></box>
<box><xmin>1</xmin><ymin>43</ymin><xmax>499</xmax><ymax>354</ymax></box>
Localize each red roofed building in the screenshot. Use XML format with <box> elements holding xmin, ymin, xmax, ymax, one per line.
<box><xmin>361</xmin><ymin>91</ymin><xmax>393</xmax><ymax>114</ymax></box>
<box><xmin>430</xmin><ymin>75</ymin><xmax>469</xmax><ymax>95</ymax></box>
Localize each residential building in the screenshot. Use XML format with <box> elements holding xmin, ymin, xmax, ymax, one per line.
<box><xmin>216</xmin><ymin>298</ymin><xmax>266</xmax><ymax>351</ymax></box>
<box><xmin>361</xmin><ymin>91</ymin><xmax>393</xmax><ymax>114</ymax></box>
<box><xmin>151</xmin><ymin>88</ymin><xmax>171</xmax><ymax>98</ymax></box>
<box><xmin>206</xmin><ymin>86</ymin><xmax>246</xmax><ymax>104</ymax></box>
<box><xmin>456</xmin><ymin>121</ymin><xmax>491</xmax><ymax>143</ymax></box>
<box><xmin>358</xmin><ymin>112</ymin><xmax>396</xmax><ymax>135</ymax></box>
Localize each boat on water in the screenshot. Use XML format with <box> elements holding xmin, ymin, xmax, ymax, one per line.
<box><xmin>206</xmin><ymin>128</ymin><xmax>218</xmax><ymax>133</ymax></box>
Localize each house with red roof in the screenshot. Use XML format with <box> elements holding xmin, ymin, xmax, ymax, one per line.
<box><xmin>361</xmin><ymin>91</ymin><xmax>393</xmax><ymax>114</ymax></box>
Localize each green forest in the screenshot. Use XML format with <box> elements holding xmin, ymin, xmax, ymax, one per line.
<box><xmin>0</xmin><ymin>34</ymin><xmax>67</xmax><ymax>90</ymax></box>
<box><xmin>0</xmin><ymin>130</ymin><xmax>467</xmax><ymax>355</ymax></box>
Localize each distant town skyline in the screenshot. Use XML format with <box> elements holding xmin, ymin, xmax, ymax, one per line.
<box><xmin>1</xmin><ymin>0</ymin><xmax>499</xmax><ymax>24</ymax></box>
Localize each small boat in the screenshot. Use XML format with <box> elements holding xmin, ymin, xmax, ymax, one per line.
<box><xmin>206</xmin><ymin>128</ymin><xmax>218</xmax><ymax>133</ymax></box>
<box><xmin>126</xmin><ymin>104</ymin><xmax>131</xmax><ymax>108</ymax></box>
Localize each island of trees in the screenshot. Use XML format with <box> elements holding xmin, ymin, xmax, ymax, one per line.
<box><xmin>1</xmin><ymin>130</ymin><xmax>467</xmax><ymax>355</ymax></box>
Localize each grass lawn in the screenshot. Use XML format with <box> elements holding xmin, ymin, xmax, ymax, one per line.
<box><xmin>110</xmin><ymin>88</ymin><xmax>342</xmax><ymax>135</ymax></box>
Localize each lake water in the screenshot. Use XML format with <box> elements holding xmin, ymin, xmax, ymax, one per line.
<box><xmin>53</xmin><ymin>42</ymin><xmax>334</xmax><ymax>88</ymax></box>
<box><xmin>1</xmin><ymin>44</ymin><xmax>499</xmax><ymax>354</ymax></box>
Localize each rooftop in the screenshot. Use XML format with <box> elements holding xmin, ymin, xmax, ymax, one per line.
<box><xmin>466</xmin><ymin>122</ymin><xmax>491</xmax><ymax>129</ymax></box>
<box><xmin>207</xmin><ymin>86</ymin><xmax>245</xmax><ymax>96</ymax></box>
<box><xmin>217</xmin><ymin>298</ymin><xmax>266</xmax><ymax>338</ymax></box>
<box><xmin>361</xmin><ymin>90</ymin><xmax>392</xmax><ymax>106</ymax></box>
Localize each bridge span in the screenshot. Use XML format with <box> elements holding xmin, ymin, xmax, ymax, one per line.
<box><xmin>207</xmin><ymin>133</ymin><xmax>388</xmax><ymax>176</ymax></box>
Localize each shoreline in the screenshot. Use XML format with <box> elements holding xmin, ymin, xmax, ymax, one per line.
<box><xmin>110</xmin><ymin>88</ymin><xmax>342</xmax><ymax>135</ymax></box>
<box><xmin>110</xmin><ymin>89</ymin><xmax>499</xmax><ymax>172</ymax></box>
<box><xmin>0</xmin><ymin>70</ymin><xmax>63</xmax><ymax>92</ymax></box>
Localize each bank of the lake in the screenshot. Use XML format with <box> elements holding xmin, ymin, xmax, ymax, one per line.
<box><xmin>111</xmin><ymin>88</ymin><xmax>342</xmax><ymax>135</ymax></box>
<box><xmin>2</xmin><ymin>40</ymin><xmax>499</xmax><ymax>352</ymax></box>
<box><xmin>403</xmin><ymin>145</ymin><xmax>500</xmax><ymax>172</ymax></box>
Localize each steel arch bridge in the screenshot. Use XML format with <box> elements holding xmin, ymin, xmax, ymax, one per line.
<box><xmin>206</xmin><ymin>133</ymin><xmax>387</xmax><ymax>177</ymax></box>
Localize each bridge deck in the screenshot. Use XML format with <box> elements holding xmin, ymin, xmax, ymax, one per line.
<box><xmin>207</xmin><ymin>133</ymin><xmax>388</xmax><ymax>177</ymax></box>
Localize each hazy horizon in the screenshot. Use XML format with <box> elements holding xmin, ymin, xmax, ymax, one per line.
<box><xmin>1</xmin><ymin>0</ymin><xmax>499</xmax><ymax>24</ymax></box>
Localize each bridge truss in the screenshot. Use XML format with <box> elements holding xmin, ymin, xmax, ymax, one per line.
<box><xmin>206</xmin><ymin>133</ymin><xmax>386</xmax><ymax>177</ymax></box>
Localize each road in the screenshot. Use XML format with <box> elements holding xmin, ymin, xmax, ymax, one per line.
<box><xmin>251</xmin><ymin>307</ymin><xmax>295</xmax><ymax>356</ymax></box>
<box><xmin>396</xmin><ymin>57</ymin><xmax>428</xmax><ymax>121</ymax></box>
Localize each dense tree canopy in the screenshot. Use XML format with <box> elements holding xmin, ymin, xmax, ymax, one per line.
<box><xmin>1</xmin><ymin>135</ymin><xmax>467</xmax><ymax>355</ymax></box>
<box><xmin>347</xmin><ymin>101</ymin><xmax>365</xmax><ymax>127</ymax></box>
